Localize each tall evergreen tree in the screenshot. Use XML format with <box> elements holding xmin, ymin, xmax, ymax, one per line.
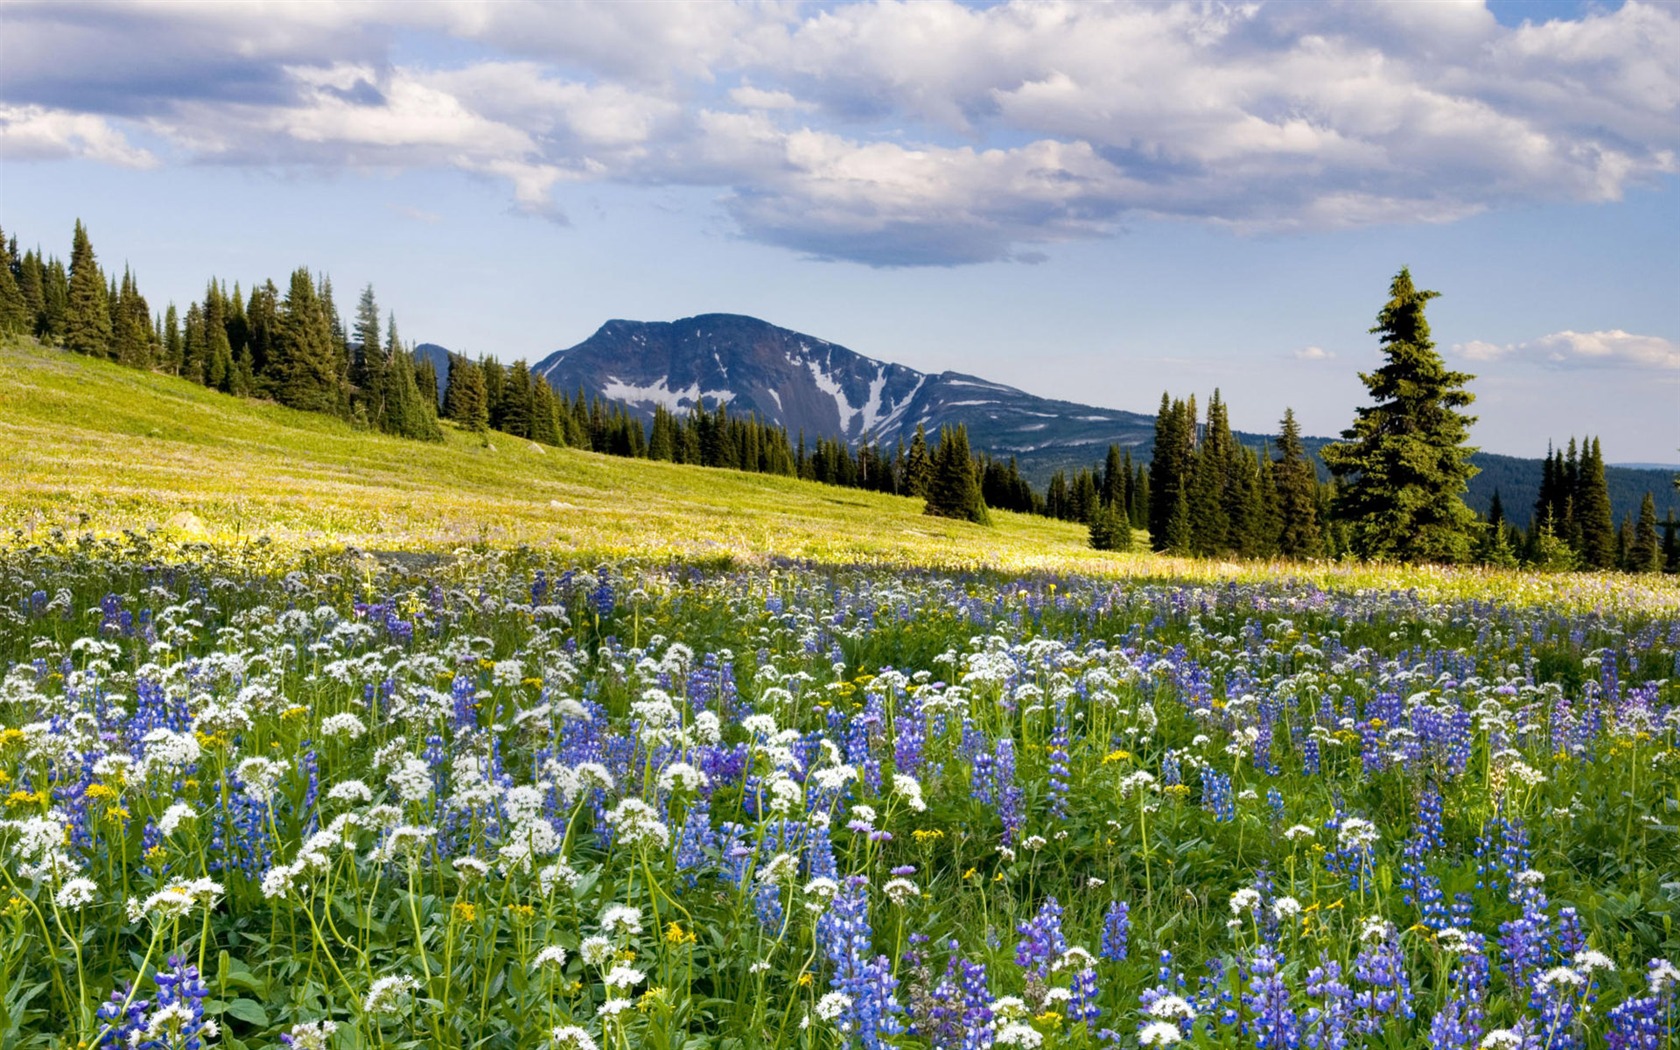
<box><xmin>1273</xmin><ymin>408</ymin><xmax>1322</xmax><ymax>560</ymax></box>
<box><xmin>272</xmin><ymin>268</ymin><xmax>341</xmax><ymax>414</ymax></box>
<box><xmin>443</xmin><ymin>353</ymin><xmax>489</xmax><ymax>433</ymax></box>
<box><xmin>0</xmin><ymin>223</ymin><xmax>27</xmax><ymax>334</ymax></box>
<box><xmin>64</xmin><ymin>220</ymin><xmax>112</xmax><ymax>357</ymax></box>
<box><xmin>924</xmin><ymin>425</ymin><xmax>989</xmax><ymax>525</ymax></box>
<box><xmin>1574</xmin><ymin>437</ymin><xmax>1615</xmax><ymax>569</ymax></box>
<box><xmin>904</xmin><ymin>424</ymin><xmax>933</xmax><ymax>498</ymax></box>
<box><xmin>1148</xmin><ymin>393</ymin><xmax>1196</xmax><ymax>552</ymax></box>
<box><xmin>1321</xmin><ymin>267</ymin><xmax>1479</xmax><ymax>563</ymax></box>
<box><xmin>1629</xmin><ymin>492</ymin><xmax>1661</xmax><ymax>573</ymax></box>
<box><xmin>351</xmin><ymin>285</ymin><xmax>387</xmax><ymax>426</ymax></box>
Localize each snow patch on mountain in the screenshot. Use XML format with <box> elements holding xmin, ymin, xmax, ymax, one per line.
<box><xmin>601</xmin><ymin>376</ymin><xmax>734</xmax><ymax>411</ymax></box>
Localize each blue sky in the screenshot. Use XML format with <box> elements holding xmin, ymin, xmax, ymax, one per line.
<box><xmin>2</xmin><ymin>0</ymin><xmax>1676</xmax><ymax>461</ymax></box>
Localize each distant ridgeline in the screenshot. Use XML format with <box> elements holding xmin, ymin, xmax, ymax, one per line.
<box><xmin>4</xmin><ymin>220</ymin><xmax>1674</xmax><ymax>570</ymax></box>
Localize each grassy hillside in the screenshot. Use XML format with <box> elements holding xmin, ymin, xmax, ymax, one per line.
<box><xmin>0</xmin><ymin>338</ymin><xmax>1115</xmax><ymax>570</ymax></box>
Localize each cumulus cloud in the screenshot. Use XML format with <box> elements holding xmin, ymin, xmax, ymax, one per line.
<box><xmin>2</xmin><ymin>0</ymin><xmax>1678</xmax><ymax>265</ymax></box>
<box><xmin>0</xmin><ymin>104</ymin><xmax>156</xmax><ymax>167</ymax></box>
<box><xmin>1293</xmin><ymin>346</ymin><xmax>1336</xmax><ymax>361</ymax></box>
<box><xmin>1456</xmin><ymin>330</ymin><xmax>1680</xmax><ymax>370</ymax></box>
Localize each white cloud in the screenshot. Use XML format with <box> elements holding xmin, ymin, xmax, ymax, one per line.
<box><xmin>2</xmin><ymin>0</ymin><xmax>1678</xmax><ymax>265</ymax></box>
<box><xmin>1293</xmin><ymin>346</ymin><xmax>1336</xmax><ymax>361</ymax></box>
<box><xmin>1455</xmin><ymin>329</ymin><xmax>1680</xmax><ymax>370</ymax></box>
<box><xmin>0</xmin><ymin>104</ymin><xmax>156</xmax><ymax>167</ymax></box>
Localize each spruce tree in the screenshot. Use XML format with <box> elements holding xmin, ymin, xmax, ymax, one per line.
<box><xmin>1629</xmin><ymin>492</ymin><xmax>1660</xmax><ymax>573</ymax></box>
<box><xmin>0</xmin><ymin>223</ymin><xmax>27</xmax><ymax>335</ymax></box>
<box><xmin>351</xmin><ymin>285</ymin><xmax>387</xmax><ymax>426</ymax></box>
<box><xmin>924</xmin><ymin>425</ymin><xmax>989</xmax><ymax>525</ymax></box>
<box><xmin>1148</xmin><ymin>393</ymin><xmax>1196</xmax><ymax>552</ymax></box>
<box><xmin>1274</xmin><ymin>408</ymin><xmax>1322</xmax><ymax>560</ymax></box>
<box><xmin>272</xmin><ymin>268</ymin><xmax>341</xmax><ymax>414</ymax></box>
<box><xmin>502</xmin><ymin>360</ymin><xmax>535</xmax><ymax>439</ymax></box>
<box><xmin>443</xmin><ymin>354</ymin><xmax>489</xmax><ymax>433</ymax></box>
<box><xmin>1088</xmin><ymin>499</ymin><xmax>1132</xmax><ymax>551</ymax></box>
<box><xmin>64</xmin><ymin>220</ymin><xmax>112</xmax><ymax>357</ymax></box>
<box><xmin>904</xmin><ymin>424</ymin><xmax>933</xmax><ymax>498</ymax></box>
<box><xmin>1574</xmin><ymin>437</ymin><xmax>1615</xmax><ymax>569</ymax></box>
<box><xmin>1321</xmin><ymin>267</ymin><xmax>1479</xmax><ymax>563</ymax></box>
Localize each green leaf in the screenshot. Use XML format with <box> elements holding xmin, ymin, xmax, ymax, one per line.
<box><xmin>224</xmin><ymin>998</ymin><xmax>269</xmax><ymax>1026</ymax></box>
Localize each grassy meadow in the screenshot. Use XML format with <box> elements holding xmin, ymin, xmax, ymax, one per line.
<box><xmin>0</xmin><ymin>338</ymin><xmax>1678</xmax><ymax>1050</ymax></box>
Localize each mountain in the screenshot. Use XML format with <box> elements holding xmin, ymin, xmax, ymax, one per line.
<box><xmin>531</xmin><ymin>313</ymin><xmax>1157</xmax><ymax>472</ymax></box>
<box><xmin>415</xmin><ymin>343</ymin><xmax>452</xmax><ymax>402</ymax></box>
<box><xmin>470</xmin><ymin>312</ymin><xmax>1676</xmax><ymax>524</ymax></box>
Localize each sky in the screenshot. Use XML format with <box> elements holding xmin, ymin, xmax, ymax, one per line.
<box><xmin>2</xmin><ymin>0</ymin><xmax>1677</xmax><ymax>462</ymax></box>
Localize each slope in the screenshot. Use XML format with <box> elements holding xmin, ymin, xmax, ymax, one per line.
<box><xmin>0</xmin><ymin>337</ymin><xmax>1109</xmax><ymax>569</ymax></box>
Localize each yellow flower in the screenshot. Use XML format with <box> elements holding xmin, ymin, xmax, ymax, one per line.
<box><xmin>281</xmin><ymin>705</ymin><xmax>308</xmax><ymax>721</ymax></box>
<box><xmin>85</xmin><ymin>783</ymin><xmax>120</xmax><ymax>804</ymax></box>
<box><xmin>0</xmin><ymin>728</ymin><xmax>26</xmax><ymax>749</ymax></box>
<box><xmin>664</xmin><ymin>921</ymin><xmax>697</xmax><ymax>946</ymax></box>
<box><xmin>452</xmin><ymin>901</ymin><xmax>478</xmax><ymax>923</ymax></box>
<box><xmin>912</xmin><ymin>829</ymin><xmax>945</xmax><ymax>844</ymax></box>
<box><xmin>507</xmin><ymin>904</ymin><xmax>535</xmax><ymax>921</ymax></box>
<box><xmin>1102</xmin><ymin>749</ymin><xmax>1132</xmax><ymax>764</ymax></box>
<box><xmin>797</xmin><ymin>972</ymin><xmax>814</xmax><ymax>988</ymax></box>
<box><xmin>5</xmin><ymin>789</ymin><xmax>43</xmax><ymax>808</ymax></box>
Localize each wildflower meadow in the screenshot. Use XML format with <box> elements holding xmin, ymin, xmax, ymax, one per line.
<box><xmin>2</xmin><ymin>535</ymin><xmax>1677</xmax><ymax>1049</ymax></box>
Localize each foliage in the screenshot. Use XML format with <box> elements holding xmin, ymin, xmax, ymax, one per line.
<box><xmin>1322</xmin><ymin>267</ymin><xmax>1480</xmax><ymax>564</ymax></box>
<box><xmin>0</xmin><ymin>539</ymin><xmax>1677</xmax><ymax>1049</ymax></box>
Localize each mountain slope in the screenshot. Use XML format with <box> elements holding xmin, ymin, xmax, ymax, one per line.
<box><xmin>525</xmin><ymin>313</ymin><xmax>1677</xmax><ymax>523</ymax></box>
<box><xmin>0</xmin><ymin>337</ymin><xmax>1105</xmax><ymax>568</ymax></box>
<box><xmin>532</xmin><ymin>313</ymin><xmax>1156</xmax><ymax>463</ymax></box>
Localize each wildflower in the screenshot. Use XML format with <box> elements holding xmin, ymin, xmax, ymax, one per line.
<box><xmin>364</xmin><ymin>974</ymin><xmax>419</xmax><ymax>1015</ymax></box>
<box><xmin>994</xmin><ymin>1022</ymin><xmax>1044</xmax><ymax>1047</ymax></box>
<box><xmin>533</xmin><ymin>946</ymin><xmax>568</xmax><ymax>970</ymax></box>
<box><xmin>282</xmin><ymin>1019</ymin><xmax>340</xmax><ymax>1050</ymax></box>
<box><xmin>56</xmin><ymin>877</ymin><xmax>97</xmax><ymax>910</ymax></box>
<box><xmin>657</xmin><ymin>761</ymin><xmax>708</xmax><ymax>794</ymax></box>
<box><xmin>327</xmin><ymin>780</ymin><xmax>373</xmax><ymax>804</ymax></box>
<box><xmin>580</xmin><ymin>936</ymin><xmax>614</xmax><ymax>966</ymax></box>
<box><xmin>1572</xmin><ymin>950</ymin><xmax>1614</xmax><ymax>974</ymax></box>
<box><xmin>1649</xmin><ymin>958</ymin><xmax>1680</xmax><ymax>994</ymax></box>
<box><xmin>603</xmin><ymin>964</ymin><xmax>645</xmax><ymax>991</ymax></box>
<box><xmin>600</xmin><ymin>904</ymin><xmax>643</xmax><ymax>938</ymax></box>
<box><xmin>1338</xmin><ymin>818</ymin><xmax>1379</xmax><ymax>850</ymax></box>
<box><xmin>387</xmin><ymin>757</ymin><xmax>433</xmax><ymax>804</ymax></box>
<box><xmin>891</xmin><ymin>773</ymin><xmax>927</xmax><ymax>812</ymax></box>
<box><xmin>549</xmin><ymin>1025</ymin><xmax>599</xmax><ymax>1050</ymax></box>
<box><xmin>815</xmin><ymin>991</ymin><xmax>853</xmax><ymax>1022</ymax></box>
<box><xmin>1284</xmin><ymin>824</ymin><xmax>1316</xmax><ymax>841</ymax></box>
<box><xmin>606</xmin><ymin>799</ymin><xmax>670</xmax><ymax>851</ymax></box>
<box><xmin>1230</xmin><ymin>888</ymin><xmax>1262</xmax><ymax>915</ymax></box>
<box><xmin>157</xmin><ymin>802</ymin><xmax>196</xmax><ymax>837</ymax></box>
<box><xmin>1273</xmin><ymin>896</ymin><xmax>1303</xmax><ymax>920</ymax></box>
<box><xmin>452</xmin><ymin>857</ymin><xmax>490</xmax><ymax>882</ymax></box>
<box><xmin>1139</xmin><ymin>1020</ymin><xmax>1183</xmax><ymax>1045</ymax></box>
<box><xmin>320</xmin><ymin>713</ymin><xmax>366</xmax><ymax>739</ymax></box>
<box><xmin>1148</xmin><ymin>994</ymin><xmax>1196</xmax><ymax>1021</ymax></box>
<box><xmin>883</xmin><ymin>878</ymin><xmax>919</xmax><ymax>905</ymax></box>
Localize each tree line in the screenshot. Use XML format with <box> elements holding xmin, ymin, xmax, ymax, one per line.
<box><xmin>0</xmin><ymin>220</ymin><xmax>443</xmax><ymax>442</ymax></box>
<box><xmin>435</xmin><ymin>349</ymin><xmax>999</xmax><ymax>525</ymax></box>
<box><xmin>4</xmin><ymin>223</ymin><xmax>1669</xmax><ymax>568</ymax></box>
<box><xmin>1142</xmin><ymin>268</ymin><xmax>1675</xmax><ymax>572</ymax></box>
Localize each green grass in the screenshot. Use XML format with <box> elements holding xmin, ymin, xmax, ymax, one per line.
<box><xmin>0</xmin><ymin>338</ymin><xmax>1119</xmax><ymax>570</ymax></box>
<box><xmin>5</xmin><ymin>336</ymin><xmax>1677</xmax><ymax>612</ymax></box>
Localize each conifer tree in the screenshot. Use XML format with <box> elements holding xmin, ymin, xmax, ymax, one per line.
<box><xmin>351</xmin><ymin>285</ymin><xmax>387</xmax><ymax>426</ymax></box>
<box><xmin>1148</xmin><ymin>393</ymin><xmax>1196</xmax><ymax>552</ymax></box>
<box><xmin>924</xmin><ymin>424</ymin><xmax>989</xmax><ymax>524</ymax></box>
<box><xmin>1574</xmin><ymin>437</ymin><xmax>1615</xmax><ymax>569</ymax></box>
<box><xmin>502</xmin><ymin>361</ymin><xmax>536</xmax><ymax>439</ymax></box>
<box><xmin>1273</xmin><ymin>408</ymin><xmax>1322</xmax><ymax>560</ymax></box>
<box><xmin>64</xmin><ymin>220</ymin><xmax>112</xmax><ymax>357</ymax></box>
<box><xmin>41</xmin><ymin>257</ymin><xmax>69</xmax><ymax>343</ymax></box>
<box><xmin>0</xmin><ymin>223</ymin><xmax>27</xmax><ymax>334</ymax></box>
<box><xmin>529</xmin><ymin>374</ymin><xmax>562</xmax><ymax>447</ymax></box>
<box><xmin>1629</xmin><ymin>492</ymin><xmax>1660</xmax><ymax>573</ymax></box>
<box><xmin>162</xmin><ymin>304</ymin><xmax>182</xmax><ymax>374</ymax></box>
<box><xmin>1321</xmin><ymin>267</ymin><xmax>1479</xmax><ymax>563</ymax></box>
<box><xmin>1088</xmin><ymin>499</ymin><xmax>1132</xmax><ymax>551</ymax></box>
<box><xmin>904</xmin><ymin>424</ymin><xmax>933</xmax><ymax>498</ymax></box>
<box><xmin>443</xmin><ymin>354</ymin><xmax>489</xmax><ymax>433</ymax></box>
<box><xmin>16</xmin><ymin>250</ymin><xmax>46</xmax><ymax>335</ymax></box>
<box><xmin>272</xmin><ymin>268</ymin><xmax>341</xmax><ymax>414</ymax></box>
